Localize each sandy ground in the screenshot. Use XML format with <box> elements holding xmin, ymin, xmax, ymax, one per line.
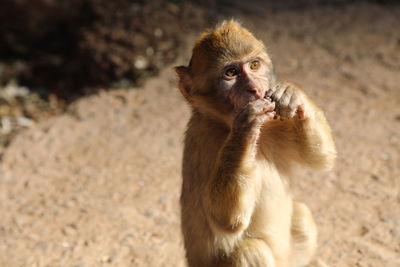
<box><xmin>1</xmin><ymin>3</ymin><xmax>399</xmax><ymax>267</ymax></box>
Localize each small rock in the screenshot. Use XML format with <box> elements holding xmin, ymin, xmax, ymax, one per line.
<box><xmin>146</xmin><ymin>47</ymin><xmax>154</xmax><ymax>56</ymax></box>
<box><xmin>383</xmin><ymin>217</ymin><xmax>400</xmax><ymax>225</ymax></box>
<box><xmin>166</xmin><ymin>3</ymin><xmax>180</xmax><ymax>15</ymax></box>
<box><xmin>380</xmin><ymin>153</ymin><xmax>390</xmax><ymax>161</ymax></box>
<box><xmin>156</xmin><ymin>218</ymin><xmax>169</xmax><ymax>225</ymax></box>
<box><xmin>62</xmin><ymin>224</ymin><xmax>77</xmax><ymax>236</ymax></box>
<box><xmin>359</xmin><ymin>226</ymin><xmax>369</xmax><ymax>236</ymax></box>
<box><xmin>158</xmin><ymin>40</ymin><xmax>173</xmax><ymax>51</ymax></box>
<box><xmin>0</xmin><ymin>81</ymin><xmax>29</xmax><ymax>100</ymax></box>
<box><xmin>14</xmin><ymin>215</ymin><xmax>31</xmax><ymax>228</ymax></box>
<box><xmin>61</xmin><ymin>242</ymin><xmax>71</xmax><ymax>248</ymax></box>
<box><xmin>370</xmin><ymin>174</ymin><xmax>379</xmax><ymax>181</ymax></box>
<box><xmin>144</xmin><ymin>209</ymin><xmax>155</xmax><ymax>218</ymax></box>
<box><xmin>1</xmin><ymin>117</ymin><xmax>12</xmax><ymax>134</ymax></box>
<box><xmin>35</xmin><ymin>241</ymin><xmax>48</xmax><ymax>252</ymax></box>
<box><xmin>358</xmin><ymin>86</ymin><xmax>369</xmax><ymax>95</ymax></box>
<box><xmin>390</xmin><ymin>228</ymin><xmax>400</xmax><ymax>236</ymax></box>
<box><xmin>154</xmin><ymin>28</ymin><xmax>163</xmax><ymax>38</ymax></box>
<box><xmin>17</xmin><ymin>116</ymin><xmax>33</xmax><ymax>127</ymax></box>
<box><xmin>100</xmin><ymin>256</ymin><xmax>114</xmax><ymax>263</ymax></box>
<box><xmin>134</xmin><ymin>57</ymin><xmax>148</xmax><ymax>70</ymax></box>
<box><xmin>27</xmin><ymin>234</ymin><xmax>41</xmax><ymax>242</ymax></box>
<box><xmin>158</xmin><ymin>195</ymin><xmax>167</xmax><ymax>205</ymax></box>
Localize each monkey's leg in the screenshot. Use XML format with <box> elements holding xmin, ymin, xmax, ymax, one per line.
<box><xmin>290</xmin><ymin>201</ymin><xmax>318</xmax><ymax>267</ymax></box>
<box><xmin>215</xmin><ymin>238</ymin><xmax>275</xmax><ymax>267</ymax></box>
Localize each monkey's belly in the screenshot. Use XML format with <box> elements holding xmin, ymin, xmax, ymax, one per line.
<box><xmin>245</xmin><ymin>163</ymin><xmax>293</xmax><ymax>260</ymax></box>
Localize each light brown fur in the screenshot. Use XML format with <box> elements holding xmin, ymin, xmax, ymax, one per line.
<box><xmin>175</xmin><ymin>20</ymin><xmax>336</xmax><ymax>267</ymax></box>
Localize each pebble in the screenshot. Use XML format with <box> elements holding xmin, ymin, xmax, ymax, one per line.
<box><xmin>158</xmin><ymin>195</ymin><xmax>167</xmax><ymax>205</ymax></box>
<box><xmin>390</xmin><ymin>229</ymin><xmax>400</xmax><ymax>236</ymax></box>
<box><xmin>1</xmin><ymin>117</ymin><xmax>11</xmax><ymax>134</ymax></box>
<box><xmin>134</xmin><ymin>57</ymin><xmax>148</xmax><ymax>70</ymax></box>
<box><xmin>146</xmin><ymin>47</ymin><xmax>154</xmax><ymax>56</ymax></box>
<box><xmin>61</xmin><ymin>242</ymin><xmax>71</xmax><ymax>248</ymax></box>
<box><xmin>383</xmin><ymin>217</ymin><xmax>400</xmax><ymax>225</ymax></box>
<box><xmin>0</xmin><ymin>81</ymin><xmax>29</xmax><ymax>99</ymax></box>
<box><xmin>144</xmin><ymin>209</ymin><xmax>155</xmax><ymax>218</ymax></box>
<box><xmin>166</xmin><ymin>3</ymin><xmax>180</xmax><ymax>15</ymax></box>
<box><xmin>370</xmin><ymin>174</ymin><xmax>379</xmax><ymax>181</ymax></box>
<box><xmin>154</xmin><ymin>28</ymin><xmax>163</xmax><ymax>38</ymax></box>
<box><xmin>17</xmin><ymin>117</ymin><xmax>33</xmax><ymax>127</ymax></box>
<box><xmin>380</xmin><ymin>153</ymin><xmax>390</xmax><ymax>161</ymax></box>
<box><xmin>100</xmin><ymin>256</ymin><xmax>114</xmax><ymax>263</ymax></box>
<box><xmin>35</xmin><ymin>241</ymin><xmax>48</xmax><ymax>252</ymax></box>
<box><xmin>62</xmin><ymin>225</ymin><xmax>77</xmax><ymax>236</ymax></box>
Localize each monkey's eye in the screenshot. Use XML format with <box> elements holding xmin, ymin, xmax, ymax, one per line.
<box><xmin>225</xmin><ymin>68</ymin><xmax>238</xmax><ymax>78</ymax></box>
<box><xmin>250</xmin><ymin>60</ymin><xmax>261</xmax><ymax>71</ymax></box>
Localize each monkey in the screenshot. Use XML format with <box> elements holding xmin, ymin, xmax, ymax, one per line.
<box><xmin>175</xmin><ymin>20</ymin><xmax>336</xmax><ymax>267</ymax></box>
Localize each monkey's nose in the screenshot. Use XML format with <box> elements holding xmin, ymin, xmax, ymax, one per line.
<box><xmin>247</xmin><ymin>87</ymin><xmax>263</xmax><ymax>99</ymax></box>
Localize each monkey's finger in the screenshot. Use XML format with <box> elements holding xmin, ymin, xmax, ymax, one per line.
<box><xmin>287</xmin><ymin>94</ymin><xmax>300</xmax><ymax>119</ymax></box>
<box><xmin>277</xmin><ymin>86</ymin><xmax>294</xmax><ymax>119</ymax></box>
<box><xmin>287</xmin><ymin>108</ymin><xmax>297</xmax><ymax>119</ymax></box>
<box><xmin>263</xmin><ymin>101</ymin><xmax>275</xmax><ymax>112</ymax></box>
<box><xmin>266</xmin><ymin>82</ymin><xmax>283</xmax><ymax>98</ymax></box>
<box><xmin>265</xmin><ymin>89</ymin><xmax>274</xmax><ymax>98</ymax></box>
<box><xmin>270</xmin><ymin>84</ymin><xmax>286</xmax><ymax>102</ymax></box>
<box><xmin>242</xmin><ymin>99</ymin><xmax>267</xmax><ymax>119</ymax></box>
<box><xmin>255</xmin><ymin>111</ymin><xmax>275</xmax><ymax>124</ymax></box>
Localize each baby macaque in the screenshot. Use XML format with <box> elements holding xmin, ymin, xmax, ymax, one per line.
<box><xmin>175</xmin><ymin>20</ymin><xmax>336</xmax><ymax>267</ymax></box>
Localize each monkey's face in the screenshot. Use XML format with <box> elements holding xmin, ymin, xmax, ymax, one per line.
<box><xmin>175</xmin><ymin>54</ymin><xmax>275</xmax><ymax>126</ymax></box>
<box><xmin>217</xmin><ymin>56</ymin><xmax>274</xmax><ymax>114</ymax></box>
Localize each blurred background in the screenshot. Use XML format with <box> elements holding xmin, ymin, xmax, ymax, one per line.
<box><xmin>0</xmin><ymin>0</ymin><xmax>399</xmax><ymax>266</ymax></box>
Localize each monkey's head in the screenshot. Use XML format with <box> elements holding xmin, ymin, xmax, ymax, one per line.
<box><xmin>175</xmin><ymin>20</ymin><xmax>276</xmax><ymax>125</ymax></box>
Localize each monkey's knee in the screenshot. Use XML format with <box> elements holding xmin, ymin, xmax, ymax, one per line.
<box><xmin>216</xmin><ymin>238</ymin><xmax>275</xmax><ymax>267</ymax></box>
<box><xmin>291</xmin><ymin>202</ymin><xmax>318</xmax><ymax>266</ymax></box>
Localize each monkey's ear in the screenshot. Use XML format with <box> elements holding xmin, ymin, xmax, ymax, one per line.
<box><xmin>174</xmin><ymin>66</ymin><xmax>192</xmax><ymax>100</ymax></box>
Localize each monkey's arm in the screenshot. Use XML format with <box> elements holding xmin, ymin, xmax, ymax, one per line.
<box><xmin>265</xmin><ymin>83</ymin><xmax>336</xmax><ymax>170</ymax></box>
<box><xmin>204</xmin><ymin>100</ymin><xmax>274</xmax><ymax>234</ymax></box>
<box><xmin>204</xmin><ymin>131</ymin><xmax>257</xmax><ymax>234</ymax></box>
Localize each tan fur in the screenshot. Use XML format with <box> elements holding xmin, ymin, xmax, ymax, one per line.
<box><xmin>176</xmin><ymin>20</ymin><xmax>336</xmax><ymax>267</ymax></box>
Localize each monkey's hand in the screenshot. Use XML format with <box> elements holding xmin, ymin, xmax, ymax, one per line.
<box><xmin>233</xmin><ymin>99</ymin><xmax>275</xmax><ymax>133</ymax></box>
<box><xmin>265</xmin><ymin>82</ymin><xmax>336</xmax><ymax>170</ymax></box>
<box><xmin>266</xmin><ymin>82</ymin><xmax>309</xmax><ymax>120</ymax></box>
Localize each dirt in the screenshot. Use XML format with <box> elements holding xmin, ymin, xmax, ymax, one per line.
<box><xmin>0</xmin><ymin>0</ymin><xmax>207</xmax><ymax>151</ymax></box>
<box><xmin>0</xmin><ymin>0</ymin><xmax>205</xmax><ymax>96</ymax></box>
<box><xmin>1</xmin><ymin>3</ymin><xmax>399</xmax><ymax>267</ymax></box>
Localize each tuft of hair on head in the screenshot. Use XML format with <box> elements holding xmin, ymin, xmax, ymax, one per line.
<box><xmin>189</xmin><ymin>19</ymin><xmax>266</xmax><ymax>76</ymax></box>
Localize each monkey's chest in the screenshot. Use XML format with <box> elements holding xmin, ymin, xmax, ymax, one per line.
<box><xmin>250</xmin><ymin>160</ymin><xmax>293</xmax><ymax>233</ymax></box>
